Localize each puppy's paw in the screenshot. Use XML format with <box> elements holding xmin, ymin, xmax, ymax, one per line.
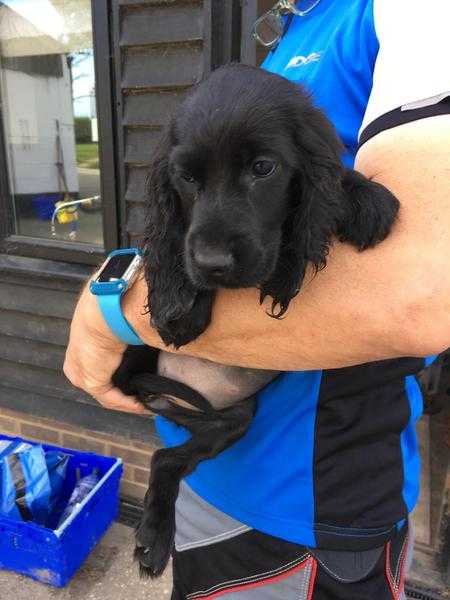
<box><xmin>156</xmin><ymin>291</ymin><xmax>214</xmax><ymax>348</ymax></box>
<box><xmin>159</xmin><ymin>318</ymin><xmax>208</xmax><ymax>349</ymax></box>
<box><xmin>134</xmin><ymin>511</ymin><xmax>175</xmax><ymax>578</ymax></box>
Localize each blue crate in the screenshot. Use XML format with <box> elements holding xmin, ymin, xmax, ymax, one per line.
<box><xmin>0</xmin><ymin>433</ymin><xmax>123</xmax><ymax>587</ymax></box>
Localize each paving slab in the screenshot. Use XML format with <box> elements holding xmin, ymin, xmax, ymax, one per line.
<box><xmin>0</xmin><ymin>522</ymin><xmax>173</xmax><ymax>600</ymax></box>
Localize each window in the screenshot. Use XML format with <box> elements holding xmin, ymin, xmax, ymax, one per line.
<box><xmin>0</xmin><ymin>0</ymin><xmax>117</xmax><ymax>260</ymax></box>
<box><xmin>240</xmin><ymin>0</ymin><xmax>274</xmax><ymax>67</ymax></box>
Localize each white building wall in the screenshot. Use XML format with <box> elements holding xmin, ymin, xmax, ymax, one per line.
<box><xmin>1</xmin><ymin>56</ymin><xmax>79</xmax><ymax>195</ymax></box>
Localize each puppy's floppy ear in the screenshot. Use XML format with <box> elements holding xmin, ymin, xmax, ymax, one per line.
<box><xmin>260</xmin><ymin>104</ymin><xmax>399</xmax><ymax>319</ymax></box>
<box><xmin>260</xmin><ymin>106</ymin><xmax>346</xmax><ymax>317</ymax></box>
<box><xmin>143</xmin><ymin>128</ymin><xmax>199</xmax><ymax>345</ymax></box>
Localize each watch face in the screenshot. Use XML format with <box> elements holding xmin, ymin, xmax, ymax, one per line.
<box><xmin>98</xmin><ymin>254</ymin><xmax>136</xmax><ymax>282</ymax></box>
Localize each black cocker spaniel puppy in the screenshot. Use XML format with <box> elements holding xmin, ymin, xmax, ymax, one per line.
<box><xmin>113</xmin><ymin>63</ymin><xmax>400</xmax><ymax>579</ymax></box>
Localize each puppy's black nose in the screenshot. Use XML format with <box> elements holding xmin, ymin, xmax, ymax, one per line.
<box><xmin>192</xmin><ymin>241</ymin><xmax>234</xmax><ymax>276</ymax></box>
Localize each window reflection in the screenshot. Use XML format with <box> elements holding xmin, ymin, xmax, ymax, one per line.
<box><xmin>0</xmin><ymin>0</ymin><xmax>103</xmax><ymax>245</ymax></box>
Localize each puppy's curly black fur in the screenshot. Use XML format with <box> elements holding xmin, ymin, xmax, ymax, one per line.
<box><xmin>113</xmin><ymin>64</ymin><xmax>400</xmax><ymax>578</ymax></box>
<box><xmin>144</xmin><ymin>64</ymin><xmax>398</xmax><ymax>346</ymax></box>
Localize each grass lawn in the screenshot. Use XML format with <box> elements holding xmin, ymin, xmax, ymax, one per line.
<box><xmin>76</xmin><ymin>143</ymin><xmax>99</xmax><ymax>169</ymax></box>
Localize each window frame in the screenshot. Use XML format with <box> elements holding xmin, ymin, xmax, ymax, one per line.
<box><xmin>240</xmin><ymin>0</ymin><xmax>259</xmax><ymax>66</ymax></box>
<box><xmin>0</xmin><ymin>0</ymin><xmax>120</xmax><ymax>265</ymax></box>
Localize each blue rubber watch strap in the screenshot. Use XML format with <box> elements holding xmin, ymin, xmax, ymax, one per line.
<box><xmin>97</xmin><ymin>293</ymin><xmax>144</xmax><ymax>345</ymax></box>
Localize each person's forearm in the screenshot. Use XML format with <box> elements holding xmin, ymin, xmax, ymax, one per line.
<box><xmin>124</xmin><ymin>117</ymin><xmax>450</xmax><ymax>370</ymax></box>
<box><xmin>124</xmin><ymin>245</ymin><xmax>424</xmax><ymax>370</ymax></box>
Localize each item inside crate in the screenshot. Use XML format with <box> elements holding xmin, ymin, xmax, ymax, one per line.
<box><xmin>0</xmin><ymin>439</ymin><xmax>101</xmax><ymax>528</ymax></box>
<box><xmin>56</xmin><ymin>467</ymin><xmax>99</xmax><ymax>528</ymax></box>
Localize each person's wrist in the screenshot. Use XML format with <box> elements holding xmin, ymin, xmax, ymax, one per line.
<box><xmin>82</xmin><ymin>280</ymin><xmax>127</xmax><ymax>351</ymax></box>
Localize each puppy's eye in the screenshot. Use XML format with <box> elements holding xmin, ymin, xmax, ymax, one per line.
<box><xmin>180</xmin><ymin>171</ymin><xmax>196</xmax><ymax>184</ymax></box>
<box><xmin>252</xmin><ymin>159</ymin><xmax>276</xmax><ymax>178</ymax></box>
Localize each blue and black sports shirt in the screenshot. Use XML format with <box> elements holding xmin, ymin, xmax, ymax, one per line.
<box><xmin>157</xmin><ymin>0</ymin><xmax>450</xmax><ymax>550</ymax></box>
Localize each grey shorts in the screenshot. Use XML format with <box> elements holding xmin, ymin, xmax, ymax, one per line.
<box><xmin>171</xmin><ymin>482</ymin><xmax>412</xmax><ymax>599</ymax></box>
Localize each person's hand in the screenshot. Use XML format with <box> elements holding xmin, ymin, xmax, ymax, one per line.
<box><xmin>63</xmin><ymin>282</ymin><xmax>151</xmax><ymax>415</ymax></box>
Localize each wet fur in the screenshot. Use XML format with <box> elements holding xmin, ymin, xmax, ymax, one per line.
<box><xmin>113</xmin><ymin>64</ymin><xmax>400</xmax><ymax>578</ymax></box>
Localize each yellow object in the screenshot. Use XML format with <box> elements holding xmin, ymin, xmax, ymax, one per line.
<box><xmin>55</xmin><ymin>201</ymin><xmax>78</xmax><ymax>224</ymax></box>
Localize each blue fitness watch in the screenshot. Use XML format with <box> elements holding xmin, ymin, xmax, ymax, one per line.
<box><xmin>90</xmin><ymin>248</ymin><xmax>144</xmax><ymax>345</ymax></box>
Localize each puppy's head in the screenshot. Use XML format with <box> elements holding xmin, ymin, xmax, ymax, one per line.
<box><xmin>168</xmin><ymin>65</ymin><xmax>343</xmax><ymax>290</ymax></box>
<box><xmin>145</xmin><ymin>64</ymin><xmax>345</xmax><ymax>338</ymax></box>
<box><xmin>171</xmin><ymin>69</ymin><xmax>294</xmax><ymax>289</ymax></box>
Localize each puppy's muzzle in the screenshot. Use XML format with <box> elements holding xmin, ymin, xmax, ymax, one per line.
<box><xmin>186</xmin><ymin>229</ymin><xmax>266</xmax><ymax>288</ymax></box>
<box><xmin>191</xmin><ymin>239</ymin><xmax>235</xmax><ymax>278</ymax></box>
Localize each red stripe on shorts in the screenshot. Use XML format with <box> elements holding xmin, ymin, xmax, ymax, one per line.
<box><xmin>199</xmin><ymin>556</ymin><xmax>316</xmax><ymax>600</ymax></box>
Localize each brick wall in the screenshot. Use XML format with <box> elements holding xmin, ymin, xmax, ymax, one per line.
<box><xmin>0</xmin><ymin>406</ymin><xmax>159</xmax><ymax>502</ymax></box>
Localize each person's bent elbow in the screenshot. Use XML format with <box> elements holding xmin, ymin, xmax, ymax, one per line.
<box><xmin>395</xmin><ymin>276</ymin><xmax>450</xmax><ymax>358</ymax></box>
